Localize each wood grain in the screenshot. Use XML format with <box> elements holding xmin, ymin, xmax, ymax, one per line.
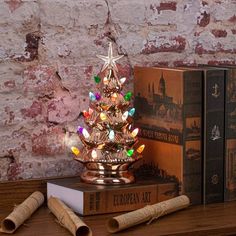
<box><xmin>1</xmin><ymin>178</ymin><xmax>236</xmax><ymax>235</ymax></box>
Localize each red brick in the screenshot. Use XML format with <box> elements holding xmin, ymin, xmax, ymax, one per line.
<box><xmin>195</xmin><ymin>43</ymin><xmax>236</xmax><ymax>55</ymax></box>
<box><xmin>23</xmin><ymin>65</ymin><xmax>57</xmax><ymax>97</ymax></box>
<box><xmin>208</xmin><ymin>60</ymin><xmax>236</xmax><ymax>65</ymax></box>
<box><xmin>13</xmin><ymin>32</ymin><xmax>40</xmax><ymax>62</ymax></box>
<box><xmin>153</xmin><ymin>61</ymin><xmax>169</xmax><ymax>67</ymax></box>
<box><xmin>211</xmin><ymin>29</ymin><xmax>227</xmax><ymax>38</ymax></box>
<box><xmin>32</xmin><ymin>128</ymin><xmax>65</xmax><ymax>156</ymax></box>
<box><xmin>7</xmin><ymin>162</ymin><xmax>22</xmax><ymax>181</ymax></box>
<box><xmin>4</xmin><ymin>0</ymin><xmax>22</xmax><ymax>13</ymax></box>
<box><xmin>142</xmin><ymin>36</ymin><xmax>186</xmax><ymax>54</ymax></box>
<box><xmin>21</xmin><ymin>101</ymin><xmax>43</xmax><ymax>119</ymax></box>
<box><xmin>197</xmin><ymin>11</ymin><xmax>210</xmax><ymax>27</ymax></box>
<box><xmin>4</xmin><ymin>106</ymin><xmax>15</xmax><ymax>125</ymax></box>
<box><xmin>150</xmin><ymin>2</ymin><xmax>177</xmax><ymax>13</ymax></box>
<box><xmin>173</xmin><ymin>60</ymin><xmax>197</xmax><ymax>67</ymax></box>
<box><xmin>229</xmin><ymin>15</ymin><xmax>236</xmax><ymax>23</ymax></box>
<box><xmin>4</xmin><ymin>80</ymin><xmax>15</xmax><ymax>88</ymax></box>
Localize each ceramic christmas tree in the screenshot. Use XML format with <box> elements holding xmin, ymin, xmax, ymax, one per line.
<box><xmin>71</xmin><ymin>43</ymin><xmax>144</xmax><ymax>185</ymax></box>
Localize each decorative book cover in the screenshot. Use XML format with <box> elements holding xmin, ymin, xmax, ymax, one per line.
<box><xmin>47</xmin><ymin>178</ymin><xmax>178</xmax><ymax>216</ymax></box>
<box><xmin>224</xmin><ymin>66</ymin><xmax>236</xmax><ymax>201</ymax></box>
<box><xmin>133</xmin><ymin>66</ymin><xmax>202</xmax><ymax>205</ymax></box>
<box><xmin>202</xmin><ymin>68</ymin><xmax>225</xmax><ymax>204</ymax></box>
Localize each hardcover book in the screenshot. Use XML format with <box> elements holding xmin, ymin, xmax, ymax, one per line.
<box><xmin>47</xmin><ymin>178</ymin><xmax>178</xmax><ymax>215</ymax></box>
<box><xmin>201</xmin><ymin>68</ymin><xmax>225</xmax><ymax>204</ymax></box>
<box><xmin>133</xmin><ymin>66</ymin><xmax>202</xmax><ymax>205</ymax></box>
<box><xmin>223</xmin><ymin>66</ymin><xmax>236</xmax><ymax>201</ymax></box>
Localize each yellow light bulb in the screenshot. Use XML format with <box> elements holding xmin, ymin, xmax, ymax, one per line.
<box><xmin>131</xmin><ymin>128</ymin><xmax>139</xmax><ymax>138</ymax></box>
<box><xmin>71</xmin><ymin>146</ymin><xmax>80</xmax><ymax>156</ymax></box>
<box><xmin>111</xmin><ymin>93</ymin><xmax>118</xmax><ymax>101</ymax></box>
<box><xmin>100</xmin><ymin>113</ymin><xmax>107</xmax><ymax>121</ymax></box>
<box><xmin>97</xmin><ymin>143</ymin><xmax>105</xmax><ymax>149</ymax></box>
<box><xmin>137</xmin><ymin>144</ymin><xmax>145</xmax><ymax>154</ymax></box>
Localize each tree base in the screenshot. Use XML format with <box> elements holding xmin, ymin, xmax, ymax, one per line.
<box><xmin>80</xmin><ymin>162</ymin><xmax>135</xmax><ymax>185</ymax></box>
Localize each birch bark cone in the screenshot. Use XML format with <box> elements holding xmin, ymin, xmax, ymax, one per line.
<box><xmin>48</xmin><ymin>196</ymin><xmax>92</xmax><ymax>236</ymax></box>
<box><xmin>0</xmin><ymin>191</ymin><xmax>44</xmax><ymax>234</ymax></box>
<box><xmin>107</xmin><ymin>195</ymin><xmax>190</xmax><ymax>233</ymax></box>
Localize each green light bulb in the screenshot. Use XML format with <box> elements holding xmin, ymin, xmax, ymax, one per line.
<box><xmin>127</xmin><ymin>149</ymin><xmax>134</xmax><ymax>157</ymax></box>
<box><xmin>94</xmin><ymin>75</ymin><xmax>101</xmax><ymax>83</ymax></box>
<box><xmin>124</xmin><ymin>91</ymin><xmax>132</xmax><ymax>101</ymax></box>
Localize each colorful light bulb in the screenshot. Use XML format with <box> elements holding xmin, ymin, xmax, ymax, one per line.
<box><xmin>127</xmin><ymin>149</ymin><xmax>134</xmax><ymax>157</ymax></box>
<box><xmin>83</xmin><ymin>110</ymin><xmax>90</xmax><ymax>118</ymax></box>
<box><xmin>88</xmin><ymin>108</ymin><xmax>93</xmax><ymax>115</ymax></box>
<box><xmin>100</xmin><ymin>112</ymin><xmax>107</xmax><ymax>121</ymax></box>
<box><xmin>111</xmin><ymin>93</ymin><xmax>118</xmax><ymax>101</ymax></box>
<box><xmin>95</xmin><ymin>92</ymin><xmax>101</xmax><ymax>100</ymax></box>
<box><xmin>91</xmin><ymin>150</ymin><xmax>97</xmax><ymax>159</ymax></box>
<box><xmin>122</xmin><ymin>111</ymin><xmax>129</xmax><ymax>121</ymax></box>
<box><xmin>120</xmin><ymin>77</ymin><xmax>126</xmax><ymax>84</ymax></box>
<box><xmin>94</xmin><ymin>75</ymin><xmax>101</xmax><ymax>83</ymax></box>
<box><xmin>131</xmin><ymin>128</ymin><xmax>139</xmax><ymax>137</ymax></box>
<box><xmin>89</xmin><ymin>92</ymin><xmax>96</xmax><ymax>101</ymax></box>
<box><xmin>77</xmin><ymin>126</ymin><xmax>83</xmax><ymax>134</ymax></box>
<box><xmin>128</xmin><ymin>108</ymin><xmax>135</xmax><ymax>116</ymax></box>
<box><xmin>109</xmin><ymin>130</ymin><xmax>115</xmax><ymax>140</ymax></box>
<box><xmin>137</xmin><ymin>144</ymin><xmax>145</xmax><ymax>154</ymax></box>
<box><xmin>124</xmin><ymin>91</ymin><xmax>132</xmax><ymax>101</ymax></box>
<box><xmin>103</xmin><ymin>77</ymin><xmax>108</xmax><ymax>85</ymax></box>
<box><xmin>97</xmin><ymin>143</ymin><xmax>105</xmax><ymax>149</ymax></box>
<box><xmin>71</xmin><ymin>146</ymin><xmax>80</xmax><ymax>156</ymax></box>
<box><xmin>82</xmin><ymin>128</ymin><xmax>90</xmax><ymax>139</ymax></box>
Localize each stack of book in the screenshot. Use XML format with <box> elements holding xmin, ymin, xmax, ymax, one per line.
<box><xmin>47</xmin><ymin>65</ymin><xmax>236</xmax><ymax>216</ymax></box>
<box><xmin>133</xmin><ymin>65</ymin><xmax>236</xmax><ymax>205</ymax></box>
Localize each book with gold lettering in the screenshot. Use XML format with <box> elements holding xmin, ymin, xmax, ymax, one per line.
<box><xmin>133</xmin><ymin>66</ymin><xmax>202</xmax><ymax>205</ymax></box>
<box><xmin>47</xmin><ymin>177</ymin><xmax>178</xmax><ymax>215</ymax></box>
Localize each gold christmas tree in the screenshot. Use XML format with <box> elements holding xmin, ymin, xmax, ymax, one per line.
<box><xmin>71</xmin><ymin>43</ymin><xmax>144</xmax><ymax>185</ymax></box>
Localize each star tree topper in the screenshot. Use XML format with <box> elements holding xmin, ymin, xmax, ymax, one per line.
<box><xmin>96</xmin><ymin>42</ymin><xmax>124</xmax><ymax>72</ymax></box>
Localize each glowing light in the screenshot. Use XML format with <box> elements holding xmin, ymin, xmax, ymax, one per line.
<box><xmin>122</xmin><ymin>111</ymin><xmax>129</xmax><ymax>121</ymax></box>
<box><xmin>124</xmin><ymin>91</ymin><xmax>132</xmax><ymax>101</ymax></box>
<box><xmin>103</xmin><ymin>77</ymin><xmax>109</xmax><ymax>85</ymax></box>
<box><xmin>120</xmin><ymin>77</ymin><xmax>126</xmax><ymax>84</ymax></box>
<box><xmin>100</xmin><ymin>113</ymin><xmax>107</xmax><ymax>121</ymax></box>
<box><xmin>109</xmin><ymin>130</ymin><xmax>115</xmax><ymax>140</ymax></box>
<box><xmin>111</xmin><ymin>93</ymin><xmax>118</xmax><ymax>101</ymax></box>
<box><xmin>95</xmin><ymin>92</ymin><xmax>101</xmax><ymax>100</ymax></box>
<box><xmin>127</xmin><ymin>149</ymin><xmax>134</xmax><ymax>157</ymax></box>
<box><xmin>71</xmin><ymin>146</ymin><xmax>80</xmax><ymax>156</ymax></box>
<box><xmin>89</xmin><ymin>92</ymin><xmax>96</xmax><ymax>101</ymax></box>
<box><xmin>82</xmin><ymin>128</ymin><xmax>90</xmax><ymax>139</ymax></box>
<box><xmin>94</xmin><ymin>75</ymin><xmax>101</xmax><ymax>83</ymax></box>
<box><xmin>77</xmin><ymin>126</ymin><xmax>83</xmax><ymax>134</ymax></box>
<box><xmin>128</xmin><ymin>108</ymin><xmax>135</xmax><ymax>116</ymax></box>
<box><xmin>91</xmin><ymin>150</ymin><xmax>97</xmax><ymax>159</ymax></box>
<box><xmin>137</xmin><ymin>144</ymin><xmax>145</xmax><ymax>154</ymax></box>
<box><xmin>88</xmin><ymin>108</ymin><xmax>93</xmax><ymax>115</ymax></box>
<box><xmin>131</xmin><ymin>128</ymin><xmax>139</xmax><ymax>138</ymax></box>
<box><xmin>83</xmin><ymin>110</ymin><xmax>90</xmax><ymax>118</ymax></box>
<box><xmin>97</xmin><ymin>143</ymin><xmax>105</xmax><ymax>149</ymax></box>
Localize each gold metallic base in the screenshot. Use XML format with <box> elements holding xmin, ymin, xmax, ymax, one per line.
<box><xmin>80</xmin><ymin>162</ymin><xmax>135</xmax><ymax>185</ymax></box>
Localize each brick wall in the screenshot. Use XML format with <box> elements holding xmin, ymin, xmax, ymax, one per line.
<box><xmin>0</xmin><ymin>0</ymin><xmax>235</xmax><ymax>180</ymax></box>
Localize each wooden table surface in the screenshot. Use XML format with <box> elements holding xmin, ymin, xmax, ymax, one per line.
<box><xmin>1</xmin><ymin>178</ymin><xmax>236</xmax><ymax>236</ymax></box>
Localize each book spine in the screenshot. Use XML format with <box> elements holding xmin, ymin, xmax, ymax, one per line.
<box><xmin>203</xmin><ymin>69</ymin><xmax>225</xmax><ymax>204</ymax></box>
<box><xmin>82</xmin><ymin>184</ymin><xmax>174</xmax><ymax>215</ymax></box>
<box><xmin>183</xmin><ymin>71</ymin><xmax>202</xmax><ymax>205</ymax></box>
<box><xmin>225</xmin><ymin>68</ymin><xmax>236</xmax><ymax>201</ymax></box>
